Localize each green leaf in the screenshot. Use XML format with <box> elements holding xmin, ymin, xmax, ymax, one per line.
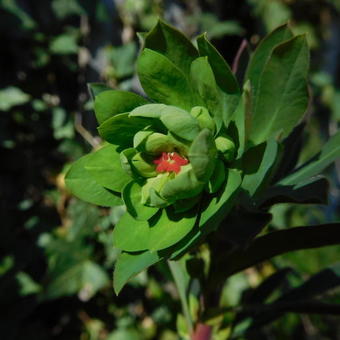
<box><xmin>130</xmin><ymin>103</ymin><xmax>174</xmax><ymax>119</ymax></box>
<box><xmin>44</xmin><ymin>260</ymin><xmax>109</xmax><ymax>300</ymax></box>
<box><xmin>207</xmin><ymin>159</ymin><xmax>226</xmax><ymax>194</ymax></box>
<box><xmin>94</xmin><ymin>90</ymin><xmax>148</xmax><ymax>124</ymax></box>
<box><xmin>229</xmin><ymin>80</ymin><xmax>252</xmax><ymax>158</ymax></box>
<box><xmin>137</xmin><ymin>48</ymin><xmax>199</xmax><ymax>110</ymax></box>
<box><xmin>113</xmin><ymin>212</ymin><xmax>150</xmax><ymax>252</ymax></box>
<box><xmin>278</xmin><ymin>262</ymin><xmax>340</xmax><ymax>302</ymax></box>
<box><xmin>280</xmin><ymin>131</ymin><xmax>340</xmax><ymax>185</ymax></box>
<box><xmin>120</xmin><ymin>148</ymin><xmax>138</xmax><ymax>177</ymax></box>
<box><xmin>190</xmin><ymin>106</ymin><xmax>215</xmax><ymax>132</ymax></box>
<box><xmin>131</xmin><ymin>152</ymin><xmax>157</xmax><ymax>177</ymax></box>
<box><xmin>65</xmin><ymin>154</ymin><xmax>123</xmax><ymax>207</ymax></box>
<box><xmin>50</xmin><ymin>33</ymin><xmax>78</xmax><ymax>55</ymax></box>
<box><xmin>168</xmin><ymin>259</ymin><xmax>193</xmax><ymax>333</ymax></box>
<box><xmin>98</xmin><ymin>113</ymin><xmax>153</xmax><ymax>147</ymax></box>
<box><xmin>245</xmin><ymin>24</ymin><xmax>293</xmax><ymax>100</ymax></box>
<box><xmin>259</xmin><ymin>176</ymin><xmax>329</xmax><ymax>207</ymax></box>
<box><xmin>188</xmin><ymin>128</ymin><xmax>217</xmax><ymax>181</ymax></box>
<box><xmin>130</xmin><ymin>103</ymin><xmax>201</xmax><ymax>141</ymax></box>
<box><xmin>0</xmin><ymin>86</ymin><xmax>30</xmax><ymax>111</ymax></box>
<box><xmin>196</xmin><ymin>33</ymin><xmax>239</xmax><ymax>94</ymax></box>
<box><xmin>148</xmin><ymin>208</ymin><xmax>198</xmax><ymax>251</ymax></box>
<box><xmin>223</xmin><ymin>223</ymin><xmax>340</xmax><ymax>278</ymax></box>
<box><xmin>113</xmin><ymin>208</ymin><xmax>197</xmax><ymax>252</ymax></box>
<box><xmin>122</xmin><ymin>182</ymin><xmax>159</xmax><ymax>220</ymax></box>
<box><xmin>84</xmin><ymin>144</ymin><xmax>132</xmax><ymax>192</ymax></box>
<box><xmin>190</xmin><ymin>57</ymin><xmax>223</xmax><ymax>130</ymax></box>
<box><xmin>87</xmin><ymin>83</ymin><xmax>112</xmax><ymax>100</ymax></box>
<box><xmin>144</xmin><ymin>19</ymin><xmax>198</xmax><ymax>75</ymax></box>
<box><xmin>161</xmin><ymin>167</ymin><xmax>205</xmax><ymax>201</ymax></box>
<box><xmin>241</xmin><ymin>139</ymin><xmax>279</xmax><ymax>197</ymax></box>
<box><xmin>160</xmin><ymin>109</ymin><xmax>201</xmax><ymax>142</ymax></box>
<box><xmin>249</xmin><ymin>35</ymin><xmax>309</xmax><ymax>144</ymax></box>
<box><xmin>113</xmin><ymin>251</ymin><xmax>161</xmax><ymax>294</ymax></box>
<box><xmin>200</xmin><ymin>169</ymin><xmax>242</xmax><ymax>229</ymax></box>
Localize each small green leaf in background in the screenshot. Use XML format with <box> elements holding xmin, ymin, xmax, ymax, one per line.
<box><xmin>0</xmin><ymin>86</ymin><xmax>30</xmax><ymax>111</ymax></box>
<box><xmin>50</xmin><ymin>31</ymin><xmax>78</xmax><ymax>55</ymax></box>
<box><xmin>108</xmin><ymin>42</ymin><xmax>137</xmax><ymax>79</ymax></box>
<box><xmin>44</xmin><ymin>260</ymin><xmax>109</xmax><ymax>300</ymax></box>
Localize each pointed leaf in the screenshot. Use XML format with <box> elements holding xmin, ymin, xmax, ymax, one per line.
<box><xmin>197</xmin><ymin>33</ymin><xmax>239</xmax><ymax>93</ymax></box>
<box><xmin>113</xmin><ymin>251</ymin><xmax>161</xmax><ymax>294</ymax></box>
<box><xmin>245</xmin><ymin>24</ymin><xmax>293</xmax><ymax>100</ymax></box>
<box><xmin>249</xmin><ymin>35</ymin><xmax>309</xmax><ymax>144</ymax></box>
<box><xmin>137</xmin><ymin>48</ymin><xmax>199</xmax><ymax>110</ymax></box>
<box><xmin>190</xmin><ymin>57</ymin><xmax>222</xmax><ymax>129</ymax></box>
<box><xmin>280</xmin><ymin>131</ymin><xmax>340</xmax><ymax>185</ymax></box>
<box><xmin>144</xmin><ymin>19</ymin><xmax>198</xmax><ymax>75</ymax></box>
<box><xmin>260</xmin><ymin>176</ymin><xmax>329</xmax><ymax>207</ymax></box>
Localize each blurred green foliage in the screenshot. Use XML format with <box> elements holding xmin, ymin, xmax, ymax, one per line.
<box><xmin>0</xmin><ymin>0</ymin><xmax>339</xmax><ymax>339</ymax></box>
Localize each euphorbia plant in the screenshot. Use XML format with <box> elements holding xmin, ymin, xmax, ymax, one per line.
<box><xmin>65</xmin><ymin>20</ymin><xmax>340</xmax><ymax>339</ymax></box>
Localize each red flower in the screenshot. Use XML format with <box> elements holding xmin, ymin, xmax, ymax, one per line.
<box><xmin>153</xmin><ymin>152</ymin><xmax>189</xmax><ymax>174</ymax></box>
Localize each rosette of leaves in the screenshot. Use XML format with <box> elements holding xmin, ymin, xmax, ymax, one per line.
<box><xmin>65</xmin><ymin>21</ymin><xmax>340</xmax><ymax>295</ymax></box>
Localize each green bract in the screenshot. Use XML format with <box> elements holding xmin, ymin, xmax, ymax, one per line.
<box><xmin>64</xmin><ymin>21</ymin><xmax>330</xmax><ymax>294</ymax></box>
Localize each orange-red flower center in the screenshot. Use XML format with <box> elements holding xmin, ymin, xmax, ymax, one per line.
<box><xmin>153</xmin><ymin>152</ymin><xmax>189</xmax><ymax>174</ymax></box>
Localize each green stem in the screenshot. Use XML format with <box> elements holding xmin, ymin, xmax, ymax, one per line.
<box><xmin>168</xmin><ymin>260</ymin><xmax>194</xmax><ymax>334</ymax></box>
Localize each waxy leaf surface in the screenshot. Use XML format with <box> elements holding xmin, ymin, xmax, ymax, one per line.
<box><xmin>65</xmin><ymin>154</ymin><xmax>122</xmax><ymax>207</ymax></box>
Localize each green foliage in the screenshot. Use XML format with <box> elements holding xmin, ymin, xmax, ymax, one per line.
<box><xmin>2</xmin><ymin>2</ymin><xmax>340</xmax><ymax>338</ymax></box>
<box><xmin>66</xmin><ymin>20</ymin><xmax>339</xmax><ymax>304</ymax></box>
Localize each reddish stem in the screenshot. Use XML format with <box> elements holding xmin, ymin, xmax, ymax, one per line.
<box><xmin>192</xmin><ymin>323</ymin><xmax>213</xmax><ymax>340</ymax></box>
